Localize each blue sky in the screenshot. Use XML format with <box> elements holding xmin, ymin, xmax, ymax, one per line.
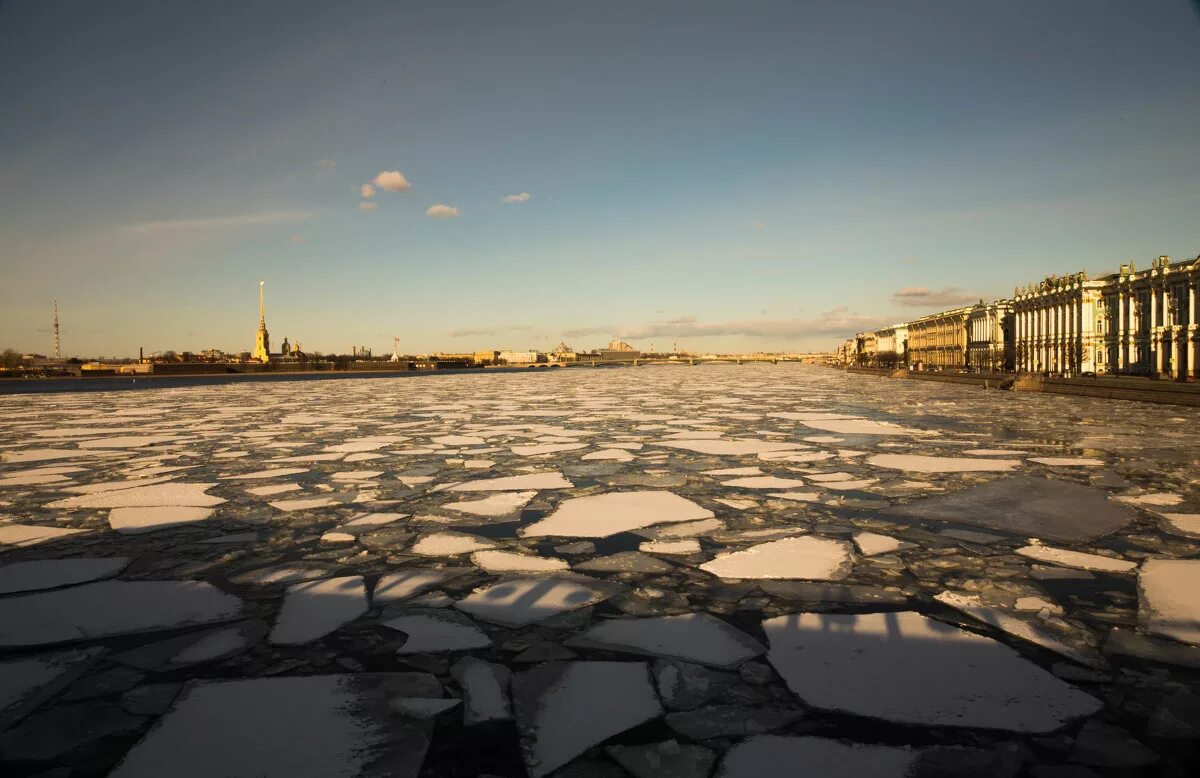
<box><xmin>2</xmin><ymin>0</ymin><xmax>1199</xmax><ymax>357</ymax></box>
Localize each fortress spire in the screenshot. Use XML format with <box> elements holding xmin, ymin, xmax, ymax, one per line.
<box><xmin>253</xmin><ymin>281</ymin><xmax>271</xmax><ymax>362</ymax></box>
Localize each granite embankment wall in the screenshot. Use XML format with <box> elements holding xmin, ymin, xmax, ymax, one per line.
<box><xmin>843</xmin><ymin>366</ymin><xmax>1200</xmax><ymax>407</ymax></box>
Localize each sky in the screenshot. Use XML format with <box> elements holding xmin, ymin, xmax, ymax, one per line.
<box><xmin>2</xmin><ymin>0</ymin><xmax>1199</xmax><ymax>357</ymax></box>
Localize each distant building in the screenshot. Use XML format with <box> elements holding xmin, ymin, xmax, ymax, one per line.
<box><xmin>605</xmin><ymin>338</ymin><xmax>636</xmax><ymax>352</ymax></box>
<box><xmin>498</xmin><ymin>350</ymin><xmax>539</xmax><ymax>364</ymax></box>
<box><xmin>252</xmin><ymin>281</ymin><xmax>271</xmax><ymax>363</ymax></box>
<box><xmin>474</xmin><ymin>350</ymin><xmax>499</xmax><ymax>366</ymax></box>
<box><xmin>854</xmin><ymin>332</ymin><xmax>877</xmax><ymax>365</ymax></box>
<box><xmin>1014</xmin><ymin>255</ymin><xmax>1200</xmax><ymax>377</ymax></box>
<box><xmin>967</xmin><ymin>300</ymin><xmax>1014</xmax><ymax>372</ymax></box>
<box><xmin>873</xmin><ymin>324</ymin><xmax>908</xmax><ymax>368</ymax></box>
<box><xmin>907</xmin><ymin>306</ymin><xmax>972</xmax><ymax>368</ymax></box>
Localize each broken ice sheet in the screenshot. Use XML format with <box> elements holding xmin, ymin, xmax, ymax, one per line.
<box><xmin>47</xmin><ymin>482</ymin><xmax>226</xmax><ymax>509</ymax></box>
<box><xmin>764</xmin><ymin>610</ymin><xmax>1102</xmax><ymax>732</ymax></box>
<box><xmin>0</xmin><ymin>646</ymin><xmax>106</xmax><ymax>731</ymax></box>
<box><xmin>444</xmin><ymin>490</ymin><xmax>537</xmax><ymax>517</ymax></box>
<box><xmin>384</xmin><ymin>610</ymin><xmax>492</xmax><ymax>653</ymax></box>
<box><xmin>886</xmin><ymin>476</ymin><xmax>1138</xmax><ymax>542</ymax></box>
<box><xmin>0</xmin><ymin>580</ymin><xmax>244</xmax><ymax>648</ymax></box>
<box><xmin>1015</xmin><ymin>543</ymin><xmax>1136</xmax><ymax>573</ymax></box>
<box><xmin>0</xmin><ymin>523</ymin><xmax>90</xmax><ymax>547</ymax></box>
<box><xmin>269</xmin><ymin>575</ymin><xmax>368</xmax><ymax>645</ymax></box>
<box><xmin>109</xmin><ymin>506</ymin><xmax>215</xmax><ymax>534</ymax></box>
<box><xmin>512</xmin><ymin>661</ymin><xmax>662</xmax><ymax>777</ymax></box>
<box><xmin>410</xmin><ymin>531</ymin><xmax>497</xmax><ymax>556</ymax></box>
<box><xmin>565</xmin><ymin>613</ymin><xmax>764</xmax><ymax>669</ymax></box>
<box><xmin>719</xmin><ymin>736</ymin><xmax>915</xmax><ymax>778</ymax></box>
<box><xmin>0</xmin><ymin>557</ymin><xmax>129</xmax><ymax>594</ymax></box>
<box><xmin>868</xmin><ymin>453</ymin><xmax>1020</xmax><ymax>473</ymax></box>
<box><xmin>448</xmin><ymin>472</ymin><xmax>573</xmax><ymax>491</ymax></box>
<box><xmin>700</xmin><ymin>536</ymin><xmax>853</xmax><ymax>581</ymax></box>
<box><xmin>472</xmin><ymin>549</ymin><xmax>571</xmax><ymax>573</ymax></box>
<box><xmin>1139</xmin><ymin>559</ymin><xmax>1200</xmax><ymax>646</ymax></box>
<box><xmin>521</xmin><ymin>490</ymin><xmax>714</xmax><ymax>538</ymax></box>
<box><xmin>110</xmin><ymin>675</ymin><xmax>434</xmax><ymax>778</ymax></box>
<box><xmin>456</xmin><ymin>576</ymin><xmax>615</xmax><ymax>627</ymax></box>
<box><xmin>934</xmin><ymin>591</ymin><xmax>1107</xmax><ymax>669</ymax></box>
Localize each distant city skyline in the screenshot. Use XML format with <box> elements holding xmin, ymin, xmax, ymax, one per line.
<box><xmin>2</xmin><ymin>1</ymin><xmax>1199</xmax><ymax>356</ymax></box>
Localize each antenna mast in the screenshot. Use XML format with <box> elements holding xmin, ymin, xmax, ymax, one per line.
<box><xmin>52</xmin><ymin>300</ymin><xmax>61</xmax><ymax>359</ymax></box>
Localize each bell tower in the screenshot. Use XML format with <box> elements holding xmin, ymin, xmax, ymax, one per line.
<box><xmin>253</xmin><ymin>281</ymin><xmax>271</xmax><ymax>362</ymax></box>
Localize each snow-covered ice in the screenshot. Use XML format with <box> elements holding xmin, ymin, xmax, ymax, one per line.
<box><xmin>700</xmin><ymin>537</ymin><xmax>853</xmax><ymax>581</ymax></box>
<box><xmin>763</xmin><ymin>610</ymin><xmax>1102</xmax><ymax>731</ymax></box>
<box><xmin>522</xmin><ymin>490</ymin><xmax>714</xmax><ymax>537</ymax></box>
<box><xmin>565</xmin><ymin>613</ymin><xmax>764</xmax><ymax>668</ymax></box>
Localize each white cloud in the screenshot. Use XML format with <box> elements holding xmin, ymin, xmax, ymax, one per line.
<box><xmin>373</xmin><ymin>170</ymin><xmax>411</xmax><ymax>192</ymax></box>
<box><xmin>502</xmin><ymin>192</ymin><xmax>532</xmax><ymax>203</ymax></box>
<box><xmin>891</xmin><ymin>286</ymin><xmax>978</xmax><ymax>308</ymax></box>
<box><xmin>425</xmin><ymin>204</ymin><xmax>460</xmax><ymax>219</ymax></box>
<box><xmin>358</xmin><ymin>201</ymin><xmax>378</xmax><ymax>212</ymax></box>
<box><xmin>360</xmin><ymin>183</ymin><xmax>376</xmax><ymax>199</ymax></box>
<box><xmin>123</xmin><ymin>210</ymin><xmax>312</xmax><ymax>234</ymax></box>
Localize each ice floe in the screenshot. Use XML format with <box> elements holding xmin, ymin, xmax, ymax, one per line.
<box><xmin>512</xmin><ymin>661</ymin><xmax>662</xmax><ymax>777</ymax></box>
<box><xmin>444</xmin><ymin>490</ymin><xmax>537</xmax><ymax>517</ymax></box>
<box><xmin>868</xmin><ymin>453</ymin><xmax>1020</xmax><ymax>473</ymax></box>
<box><xmin>47</xmin><ymin>482</ymin><xmax>226</xmax><ymax>509</ymax></box>
<box><xmin>853</xmin><ymin>531</ymin><xmax>914</xmax><ymax>557</ymax></box>
<box><xmin>1138</xmin><ymin>559</ymin><xmax>1200</xmax><ymax>646</ymax></box>
<box><xmin>410</xmin><ymin>531</ymin><xmax>497</xmax><ymax>556</ymax></box>
<box><xmin>450</xmin><ymin>656</ymin><xmax>512</xmax><ymax>725</ymax></box>
<box><xmin>700</xmin><ymin>536</ymin><xmax>853</xmax><ymax>580</ymax></box>
<box><xmin>456</xmin><ymin>576</ymin><xmax>614</xmax><ymax>627</ymax></box>
<box><xmin>385</xmin><ymin>611</ymin><xmax>492</xmax><ymax>653</ymax></box>
<box><xmin>522</xmin><ymin>490</ymin><xmax>714</xmax><ymax>538</ymax></box>
<box><xmin>763</xmin><ymin>610</ymin><xmax>1102</xmax><ymax>732</ymax></box>
<box><xmin>887</xmin><ymin>476</ymin><xmax>1137</xmax><ymax>542</ymax></box>
<box><xmin>565</xmin><ymin>613</ymin><xmax>764</xmax><ymax>668</ymax></box>
<box><xmin>0</xmin><ymin>580</ymin><xmax>244</xmax><ymax>648</ymax></box>
<box><xmin>719</xmin><ymin>736</ymin><xmax>915</xmax><ymax>778</ymax></box>
<box><xmin>374</xmin><ymin>570</ymin><xmax>459</xmax><ymax>603</ymax></box>
<box><xmin>447</xmin><ymin>472</ymin><xmax>573</xmax><ymax>491</ymax></box>
<box><xmin>0</xmin><ymin>524</ymin><xmax>90</xmax><ymax>547</ymax></box>
<box><xmin>472</xmin><ymin>550</ymin><xmax>570</xmax><ymax>573</ymax></box>
<box><xmin>0</xmin><ymin>647</ymin><xmax>106</xmax><ymax>731</ymax></box>
<box><xmin>934</xmin><ymin>591</ymin><xmax>1107</xmax><ymax>668</ymax></box>
<box><xmin>110</xmin><ymin>675</ymin><xmax>434</xmax><ymax>778</ymax></box>
<box><xmin>268</xmin><ymin>576</ymin><xmax>368</xmax><ymax>645</ymax></box>
<box><xmin>109</xmin><ymin>506</ymin><xmax>214</xmax><ymax>534</ymax></box>
<box><xmin>0</xmin><ymin>557</ymin><xmax>129</xmax><ymax>594</ymax></box>
<box><xmin>639</xmin><ymin>539</ymin><xmax>701</xmax><ymax>555</ymax></box>
<box><xmin>1015</xmin><ymin>544</ymin><xmax>1137</xmax><ymax>573</ymax></box>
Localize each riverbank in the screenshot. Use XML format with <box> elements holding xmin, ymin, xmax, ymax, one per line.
<box><xmin>844</xmin><ymin>365</ymin><xmax>1200</xmax><ymax>407</ymax></box>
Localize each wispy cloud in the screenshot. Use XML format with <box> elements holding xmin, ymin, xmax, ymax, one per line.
<box><xmin>358</xmin><ymin>201</ymin><xmax>378</xmax><ymax>212</ymax></box>
<box><xmin>291</xmin><ymin>235</ymin><xmax>305</xmax><ymax>244</ymax></box>
<box><xmin>450</xmin><ymin>325</ymin><xmax>532</xmax><ymax>337</ymax></box>
<box><xmin>751</xmin><ymin>220</ymin><xmax>765</xmax><ymax>230</ymax></box>
<box><xmin>891</xmin><ymin>286</ymin><xmax>978</xmax><ymax>308</ymax></box>
<box><xmin>564</xmin><ymin>309</ymin><xmax>883</xmax><ymax>342</ymax></box>
<box><xmin>360</xmin><ymin>183</ymin><xmax>376</xmax><ymax>198</ymax></box>
<box><xmin>426</xmin><ymin>204</ymin><xmax>460</xmax><ymax>219</ymax></box>
<box><xmin>502</xmin><ymin>192</ymin><xmax>531</xmax><ymax>203</ymax></box>
<box><xmin>373</xmin><ymin>170</ymin><xmax>411</xmax><ymax>192</ymax></box>
<box><xmin>313</xmin><ymin>159</ymin><xmax>336</xmax><ymax>178</ymax></box>
<box><xmin>123</xmin><ymin>210</ymin><xmax>312</xmax><ymax>234</ymax></box>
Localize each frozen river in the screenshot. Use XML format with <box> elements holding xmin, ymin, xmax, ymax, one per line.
<box><xmin>1</xmin><ymin>364</ymin><xmax>1198</xmax><ymax>776</ymax></box>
